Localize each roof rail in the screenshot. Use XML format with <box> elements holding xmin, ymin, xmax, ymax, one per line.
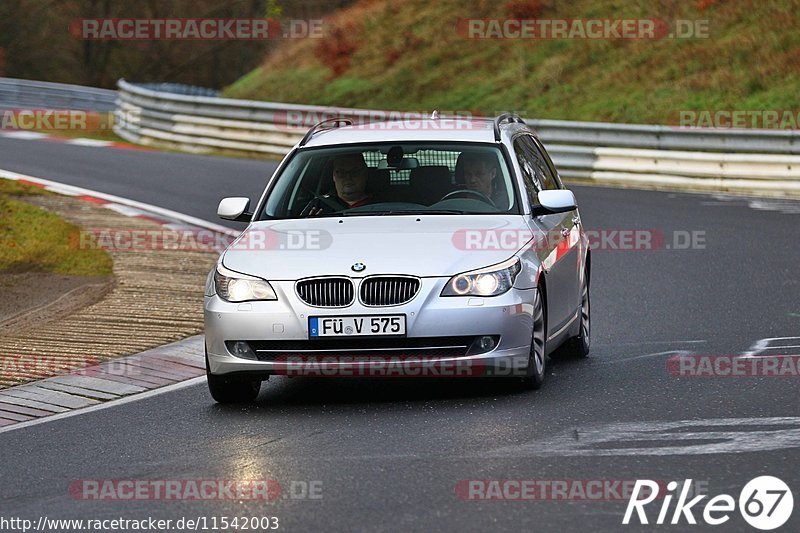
<box><xmin>299</xmin><ymin>117</ymin><xmax>354</xmax><ymax>147</ymax></box>
<box><xmin>493</xmin><ymin>113</ymin><xmax>526</xmax><ymax>141</ymax></box>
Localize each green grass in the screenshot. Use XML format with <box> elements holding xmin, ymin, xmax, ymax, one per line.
<box><xmin>0</xmin><ymin>179</ymin><xmax>49</xmax><ymax>197</ymax></box>
<box><xmin>0</xmin><ymin>179</ymin><xmax>113</xmax><ymax>276</ymax></box>
<box><xmin>222</xmin><ymin>0</ymin><xmax>800</xmax><ymax>126</ymax></box>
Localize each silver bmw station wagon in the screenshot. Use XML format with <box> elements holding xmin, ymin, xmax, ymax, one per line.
<box><xmin>204</xmin><ymin>114</ymin><xmax>590</xmax><ymax>402</ymax></box>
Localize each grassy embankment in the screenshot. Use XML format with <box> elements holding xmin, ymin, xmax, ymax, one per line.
<box><xmin>223</xmin><ymin>0</ymin><xmax>800</xmax><ymax>125</ymax></box>
<box><xmin>0</xmin><ymin>179</ymin><xmax>112</xmax><ymax>276</ymax></box>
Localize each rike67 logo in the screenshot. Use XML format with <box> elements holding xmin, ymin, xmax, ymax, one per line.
<box><xmin>623</xmin><ymin>476</ymin><xmax>793</xmax><ymax>530</ymax></box>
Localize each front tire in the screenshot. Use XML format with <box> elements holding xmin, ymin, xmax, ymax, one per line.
<box><xmin>206</xmin><ymin>352</ymin><xmax>261</xmax><ymax>403</ymax></box>
<box><xmin>520</xmin><ymin>287</ymin><xmax>547</xmax><ymax>390</ymax></box>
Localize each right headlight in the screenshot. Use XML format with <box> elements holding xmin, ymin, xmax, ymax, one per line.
<box><xmin>441</xmin><ymin>257</ymin><xmax>521</xmax><ymax>297</ymax></box>
<box><xmin>213</xmin><ymin>263</ymin><xmax>277</xmax><ymax>302</ymax></box>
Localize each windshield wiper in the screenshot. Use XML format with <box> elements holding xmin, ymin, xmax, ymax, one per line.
<box><xmin>340</xmin><ymin>209</ymin><xmax>469</xmax><ymax>216</ymax></box>
<box><xmin>307</xmin><ymin>211</ymin><xmax>349</xmax><ymax>217</ymax></box>
<box><xmin>264</xmin><ymin>209</ymin><xmax>474</xmax><ymax>220</ymax></box>
<box><xmin>385</xmin><ymin>209</ymin><xmax>469</xmax><ymax>215</ymax></box>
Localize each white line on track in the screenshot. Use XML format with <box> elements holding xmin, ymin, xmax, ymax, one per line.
<box><xmin>0</xmin><ymin>167</ymin><xmax>237</xmax><ymax>236</ymax></box>
<box><xmin>739</xmin><ymin>336</ymin><xmax>800</xmax><ymax>358</ymax></box>
<box><xmin>482</xmin><ymin>417</ymin><xmax>800</xmax><ymax>457</ymax></box>
<box><xmin>599</xmin><ymin>350</ymin><xmax>693</xmax><ymax>365</ymax></box>
<box><xmin>592</xmin><ymin>340</ymin><xmax>707</xmax><ymax>347</ymax></box>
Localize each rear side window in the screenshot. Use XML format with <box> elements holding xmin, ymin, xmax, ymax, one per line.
<box><xmin>519</xmin><ymin>135</ymin><xmax>559</xmax><ymax>191</ymax></box>
<box><xmin>529</xmin><ymin>136</ymin><xmax>564</xmax><ymax>189</ymax></box>
<box><xmin>513</xmin><ymin>137</ymin><xmax>540</xmax><ymax>208</ymax></box>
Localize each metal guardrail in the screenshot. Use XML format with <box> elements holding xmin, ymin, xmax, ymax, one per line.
<box><xmin>4</xmin><ymin>76</ymin><xmax>794</xmax><ymax>196</ymax></box>
<box><xmin>0</xmin><ymin>77</ymin><xmax>117</xmax><ymax>112</ymax></box>
<box><xmin>114</xmin><ymin>78</ymin><xmax>800</xmax><ymax>196</ymax></box>
<box><xmin>134</xmin><ymin>83</ymin><xmax>220</xmax><ymax>98</ymax></box>
<box><xmin>547</xmin><ymin>145</ymin><xmax>800</xmax><ymax>195</ymax></box>
<box><xmin>4</xmin><ymin>75</ymin><xmax>795</xmax><ymax>195</ymax></box>
<box><xmin>528</xmin><ymin>119</ymin><xmax>800</xmax><ymax>155</ymax></box>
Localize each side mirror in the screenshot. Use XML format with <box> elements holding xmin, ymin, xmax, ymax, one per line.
<box><xmin>535</xmin><ymin>190</ymin><xmax>577</xmax><ymax>214</ymax></box>
<box><xmin>217</xmin><ymin>197</ymin><xmax>252</xmax><ymax>222</ymax></box>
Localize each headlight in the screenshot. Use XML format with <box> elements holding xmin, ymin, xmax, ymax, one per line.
<box><xmin>442</xmin><ymin>257</ymin><xmax>521</xmax><ymax>297</ymax></box>
<box><xmin>214</xmin><ymin>263</ymin><xmax>277</xmax><ymax>302</ymax></box>
<box><xmin>204</xmin><ymin>269</ymin><xmax>216</xmax><ymax>297</ymax></box>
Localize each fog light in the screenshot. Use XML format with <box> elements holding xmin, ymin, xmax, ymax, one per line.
<box><xmin>478</xmin><ymin>336</ymin><xmax>497</xmax><ymax>351</ymax></box>
<box><xmin>467</xmin><ymin>335</ymin><xmax>499</xmax><ymax>355</ymax></box>
<box><xmin>227</xmin><ymin>341</ymin><xmax>257</xmax><ymax>360</ymax></box>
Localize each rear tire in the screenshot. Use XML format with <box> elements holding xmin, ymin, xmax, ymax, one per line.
<box><xmin>564</xmin><ymin>272</ymin><xmax>590</xmax><ymax>359</ymax></box>
<box><xmin>206</xmin><ymin>352</ymin><xmax>261</xmax><ymax>403</ymax></box>
<box><xmin>520</xmin><ymin>287</ymin><xmax>546</xmax><ymax>390</ymax></box>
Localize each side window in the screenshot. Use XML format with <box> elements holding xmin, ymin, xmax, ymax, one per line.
<box><xmin>520</xmin><ymin>135</ymin><xmax>558</xmax><ymax>190</ymax></box>
<box><xmin>513</xmin><ymin>137</ymin><xmax>541</xmax><ymax>208</ymax></box>
<box><xmin>531</xmin><ymin>137</ymin><xmax>564</xmax><ymax>189</ymax></box>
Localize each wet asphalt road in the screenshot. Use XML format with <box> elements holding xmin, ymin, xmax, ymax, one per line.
<box><xmin>1</xmin><ymin>136</ymin><xmax>799</xmax><ymax>532</ymax></box>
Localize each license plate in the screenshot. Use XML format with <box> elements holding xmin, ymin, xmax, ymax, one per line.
<box><xmin>309</xmin><ymin>315</ymin><xmax>406</xmax><ymax>338</ymax></box>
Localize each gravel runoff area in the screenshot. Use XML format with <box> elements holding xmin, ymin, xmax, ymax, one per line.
<box><xmin>0</xmin><ymin>193</ymin><xmax>219</xmax><ymax>388</ymax></box>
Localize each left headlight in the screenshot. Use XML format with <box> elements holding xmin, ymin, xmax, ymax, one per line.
<box><xmin>213</xmin><ymin>263</ymin><xmax>277</xmax><ymax>302</ymax></box>
<box><xmin>442</xmin><ymin>257</ymin><xmax>521</xmax><ymax>297</ymax></box>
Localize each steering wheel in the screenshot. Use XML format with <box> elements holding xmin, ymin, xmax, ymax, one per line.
<box><xmin>440</xmin><ymin>189</ymin><xmax>496</xmax><ymax>206</ymax></box>
<box><xmin>299</xmin><ymin>187</ymin><xmax>348</xmax><ymax>216</ymax></box>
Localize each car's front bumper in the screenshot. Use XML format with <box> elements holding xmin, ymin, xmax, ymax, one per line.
<box><xmin>204</xmin><ymin>278</ymin><xmax>535</xmax><ymax>378</ymax></box>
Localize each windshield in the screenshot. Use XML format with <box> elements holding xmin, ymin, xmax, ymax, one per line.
<box><xmin>258</xmin><ymin>143</ymin><xmax>519</xmax><ymax>219</ymax></box>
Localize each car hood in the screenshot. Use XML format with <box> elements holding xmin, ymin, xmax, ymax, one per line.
<box><xmin>221</xmin><ymin>215</ymin><xmax>532</xmax><ymax>279</ymax></box>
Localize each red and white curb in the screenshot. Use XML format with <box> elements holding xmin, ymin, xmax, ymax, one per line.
<box><xmin>0</xmin><ymin>169</ymin><xmax>238</xmax><ymax>431</ymax></box>
<box><xmin>0</xmin><ymin>168</ymin><xmax>238</xmax><ymax>239</ymax></box>
<box><xmin>0</xmin><ymin>129</ymin><xmax>152</xmax><ymax>151</ymax></box>
<box><xmin>0</xmin><ymin>336</ymin><xmax>206</xmax><ymax>431</ymax></box>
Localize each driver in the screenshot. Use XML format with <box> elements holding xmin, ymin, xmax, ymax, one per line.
<box><xmin>306</xmin><ymin>153</ymin><xmax>373</xmax><ymax>216</ymax></box>
<box><xmin>460</xmin><ymin>152</ymin><xmax>507</xmax><ymax>208</ymax></box>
